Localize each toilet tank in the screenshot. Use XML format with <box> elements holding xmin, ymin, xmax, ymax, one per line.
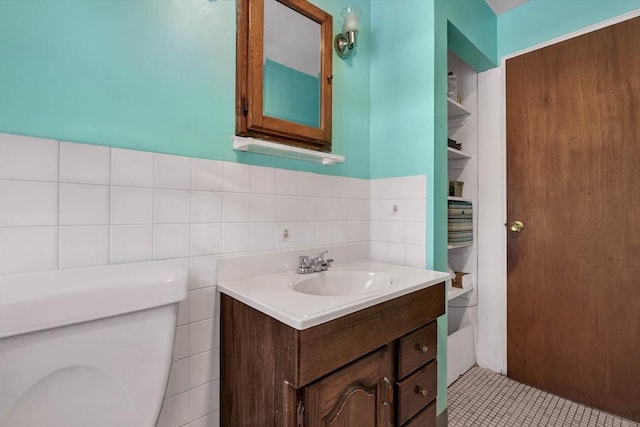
<box><xmin>0</xmin><ymin>259</ymin><xmax>187</xmax><ymax>339</ymax></box>
<box><xmin>0</xmin><ymin>260</ymin><xmax>188</xmax><ymax>427</ymax></box>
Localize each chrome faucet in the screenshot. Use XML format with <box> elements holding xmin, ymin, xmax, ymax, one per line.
<box><xmin>298</xmin><ymin>251</ymin><xmax>334</xmax><ymax>274</ymax></box>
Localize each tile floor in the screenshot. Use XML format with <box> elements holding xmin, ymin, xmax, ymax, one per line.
<box><xmin>448</xmin><ymin>366</ymin><xmax>640</xmax><ymax>427</ymax></box>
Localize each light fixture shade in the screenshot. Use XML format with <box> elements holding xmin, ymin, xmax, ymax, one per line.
<box><xmin>341</xmin><ymin>5</ymin><xmax>361</xmax><ymax>33</ymax></box>
<box><xmin>335</xmin><ymin>4</ymin><xmax>362</xmax><ymax>59</ymax></box>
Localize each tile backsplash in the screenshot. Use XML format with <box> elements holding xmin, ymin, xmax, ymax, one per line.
<box><xmin>0</xmin><ymin>132</ymin><xmax>427</xmax><ymax>427</ymax></box>
<box><xmin>370</xmin><ymin>175</ymin><xmax>427</xmax><ymax>268</ymax></box>
<box><xmin>0</xmin><ymin>133</ymin><xmax>371</xmax><ymax>275</ymax></box>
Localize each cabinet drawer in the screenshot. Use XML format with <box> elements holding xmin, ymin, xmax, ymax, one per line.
<box><xmin>397</xmin><ymin>321</ymin><xmax>437</xmax><ymax>379</ymax></box>
<box><xmin>396</xmin><ymin>361</ymin><xmax>437</xmax><ymax>425</ymax></box>
<box><xmin>403</xmin><ymin>401</ymin><xmax>436</xmax><ymax>427</ymax></box>
<box><xmin>297</xmin><ymin>283</ymin><xmax>444</xmax><ymax>386</ymax></box>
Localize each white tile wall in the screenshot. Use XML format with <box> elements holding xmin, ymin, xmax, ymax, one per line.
<box><xmin>222</xmin><ymin>193</ymin><xmax>250</xmax><ymax>222</ymax></box>
<box><xmin>275</xmin><ymin>168</ymin><xmax>297</xmax><ymax>195</ymax></box>
<box><xmin>370</xmin><ymin>175</ymin><xmax>428</xmax><ymax>268</ymax></box>
<box><xmin>59</xmin><ymin>225</ymin><xmax>110</xmax><ymax>268</ymax></box>
<box><xmin>155</xmin><ymin>154</ymin><xmax>190</xmax><ymax>190</ymax></box>
<box><xmin>59</xmin><ymin>183</ymin><xmax>110</xmax><ymax>225</ymax></box>
<box><xmin>0</xmin><ymin>132</ymin><xmax>429</xmax><ymax>427</ymax></box>
<box><xmin>0</xmin><ymin>180</ymin><xmax>58</xmax><ymax>226</ymax></box>
<box><xmin>250</xmin><ymin>165</ymin><xmax>275</xmax><ymax>194</ymax></box>
<box><xmin>190</xmin><ymin>223</ymin><xmax>222</xmax><ymax>257</ymax></box>
<box><xmin>0</xmin><ymin>134</ymin><xmax>59</xmax><ymax>181</ymax></box>
<box><xmin>191</xmin><ymin>158</ymin><xmax>222</xmax><ymax>192</ymax></box>
<box><xmin>251</xmin><ymin>222</ymin><xmax>275</xmax><ymax>251</ymax></box>
<box><xmin>111</xmin><ymin>186</ymin><xmax>154</xmax><ymax>225</ymax></box>
<box><xmin>222</xmin><ymin>162</ymin><xmax>250</xmax><ymax>193</ymax></box>
<box><xmin>0</xmin><ymin>226</ymin><xmax>58</xmax><ymax>273</ymax></box>
<box><xmin>190</xmin><ymin>191</ymin><xmax>222</xmax><ymax>223</ymax></box>
<box><xmin>275</xmin><ymin>195</ymin><xmax>297</xmax><ymax>221</ymax></box>
<box><xmin>111</xmin><ymin>148</ymin><xmax>154</xmax><ymax>187</ymax></box>
<box><xmin>59</xmin><ymin>142</ymin><xmax>110</xmax><ymax>185</ymax></box>
<box><xmin>110</xmin><ymin>225</ymin><xmax>153</xmax><ymax>263</ymax></box>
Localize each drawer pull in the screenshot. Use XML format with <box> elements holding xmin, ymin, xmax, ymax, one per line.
<box><xmin>383</xmin><ymin>377</ymin><xmax>394</xmax><ymax>424</ymax></box>
<box><xmin>415</xmin><ymin>386</ymin><xmax>428</xmax><ymax>398</ymax></box>
<box><xmin>416</xmin><ymin>343</ymin><xmax>429</xmax><ymax>353</ymax></box>
<box><xmin>383</xmin><ymin>376</ymin><xmax>393</xmax><ymax>404</ymax></box>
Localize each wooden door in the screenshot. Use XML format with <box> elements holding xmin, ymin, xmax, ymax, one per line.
<box><xmin>506</xmin><ymin>17</ymin><xmax>640</xmax><ymax>421</ymax></box>
<box><xmin>304</xmin><ymin>348</ymin><xmax>393</xmax><ymax>427</ymax></box>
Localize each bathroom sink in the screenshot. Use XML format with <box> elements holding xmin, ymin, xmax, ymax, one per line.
<box><xmin>291</xmin><ymin>270</ymin><xmax>397</xmax><ymax>296</ymax></box>
<box><xmin>218</xmin><ymin>257</ymin><xmax>451</xmax><ymax>329</ymax></box>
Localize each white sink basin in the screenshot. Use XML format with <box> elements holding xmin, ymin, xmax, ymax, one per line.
<box><xmin>218</xmin><ymin>257</ymin><xmax>451</xmax><ymax>329</ymax></box>
<box><xmin>291</xmin><ymin>270</ymin><xmax>397</xmax><ymax>296</ymax></box>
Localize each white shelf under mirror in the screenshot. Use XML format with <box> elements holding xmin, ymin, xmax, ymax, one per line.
<box><xmin>232</xmin><ymin>136</ymin><xmax>345</xmax><ymax>165</ymax></box>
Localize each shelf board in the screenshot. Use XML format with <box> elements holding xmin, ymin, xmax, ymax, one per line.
<box><xmin>447</xmin><ymin>147</ymin><xmax>472</xmax><ymax>160</ymax></box>
<box><xmin>447</xmin><ymin>196</ymin><xmax>472</xmax><ymax>203</ymax></box>
<box><xmin>447</xmin><ymin>242</ymin><xmax>473</xmax><ymax>250</ymax></box>
<box><xmin>232</xmin><ymin>136</ymin><xmax>345</xmax><ymax>165</ymax></box>
<box><xmin>447</xmin><ymin>98</ymin><xmax>471</xmax><ymax>120</ymax></box>
<box><xmin>448</xmin><ymin>285</ymin><xmax>473</xmax><ymax>301</ymax></box>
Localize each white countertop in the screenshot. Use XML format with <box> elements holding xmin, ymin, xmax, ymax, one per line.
<box><xmin>217</xmin><ymin>259</ymin><xmax>451</xmax><ymax>330</ymax></box>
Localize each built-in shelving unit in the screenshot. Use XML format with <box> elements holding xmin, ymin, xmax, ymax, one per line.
<box><xmin>446</xmin><ymin>50</ymin><xmax>479</xmax><ymax>387</ymax></box>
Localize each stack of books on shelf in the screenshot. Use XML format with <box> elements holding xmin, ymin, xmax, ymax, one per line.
<box><xmin>448</xmin><ymin>200</ymin><xmax>473</xmax><ymax>246</ymax></box>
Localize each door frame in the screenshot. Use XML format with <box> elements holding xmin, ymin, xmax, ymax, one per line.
<box><xmin>476</xmin><ymin>9</ymin><xmax>640</xmax><ymax>374</ymax></box>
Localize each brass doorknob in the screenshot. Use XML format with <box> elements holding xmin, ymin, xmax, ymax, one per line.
<box><xmin>510</xmin><ymin>220</ymin><xmax>524</xmax><ymax>233</ymax></box>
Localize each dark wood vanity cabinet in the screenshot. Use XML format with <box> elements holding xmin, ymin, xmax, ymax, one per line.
<box><xmin>220</xmin><ymin>282</ymin><xmax>444</xmax><ymax>427</ymax></box>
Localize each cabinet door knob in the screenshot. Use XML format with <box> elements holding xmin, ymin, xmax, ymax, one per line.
<box><xmin>416</xmin><ymin>343</ymin><xmax>429</xmax><ymax>353</ymax></box>
<box><xmin>415</xmin><ymin>386</ymin><xmax>428</xmax><ymax>398</ymax></box>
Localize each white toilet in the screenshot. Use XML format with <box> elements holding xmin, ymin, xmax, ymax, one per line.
<box><xmin>0</xmin><ymin>260</ymin><xmax>188</xmax><ymax>427</ymax></box>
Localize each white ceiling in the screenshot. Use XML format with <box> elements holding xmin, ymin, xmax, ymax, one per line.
<box><xmin>485</xmin><ymin>0</ymin><xmax>530</xmax><ymax>15</ymax></box>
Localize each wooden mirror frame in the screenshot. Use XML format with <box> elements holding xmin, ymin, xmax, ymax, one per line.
<box><xmin>236</xmin><ymin>0</ymin><xmax>333</xmax><ymax>152</ymax></box>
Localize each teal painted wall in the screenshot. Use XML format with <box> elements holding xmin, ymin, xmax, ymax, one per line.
<box><xmin>447</xmin><ymin>0</ymin><xmax>498</xmax><ymax>71</ymax></box>
<box><xmin>369</xmin><ymin>1</ymin><xmax>435</xmax><ymax>180</ymax></box>
<box><xmin>369</xmin><ymin>0</ymin><xmax>497</xmax><ymax>415</ymax></box>
<box><xmin>0</xmin><ymin>0</ymin><xmax>370</xmax><ymax>178</ymax></box>
<box><xmin>263</xmin><ymin>59</ymin><xmax>320</xmax><ymax>128</ymax></box>
<box><xmin>498</xmin><ymin>0</ymin><xmax>639</xmax><ymax>57</ymax></box>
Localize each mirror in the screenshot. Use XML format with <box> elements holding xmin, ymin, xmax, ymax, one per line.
<box><xmin>236</xmin><ymin>0</ymin><xmax>333</xmax><ymax>152</ymax></box>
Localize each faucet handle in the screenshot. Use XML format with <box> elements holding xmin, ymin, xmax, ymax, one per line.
<box><xmin>299</xmin><ymin>255</ymin><xmax>311</xmax><ymax>268</ymax></box>
<box><xmin>316</xmin><ymin>250</ymin><xmax>329</xmax><ymax>260</ymax></box>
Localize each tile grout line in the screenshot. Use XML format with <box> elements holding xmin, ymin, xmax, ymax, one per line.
<box><xmin>448</xmin><ymin>366</ymin><xmax>640</xmax><ymax>427</ymax></box>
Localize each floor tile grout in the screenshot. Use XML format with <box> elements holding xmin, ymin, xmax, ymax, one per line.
<box><xmin>448</xmin><ymin>366</ymin><xmax>639</xmax><ymax>427</ymax></box>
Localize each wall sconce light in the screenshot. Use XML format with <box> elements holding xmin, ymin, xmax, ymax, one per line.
<box><xmin>334</xmin><ymin>5</ymin><xmax>362</xmax><ymax>59</ymax></box>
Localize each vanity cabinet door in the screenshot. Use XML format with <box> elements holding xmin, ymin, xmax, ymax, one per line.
<box><xmin>304</xmin><ymin>348</ymin><xmax>393</xmax><ymax>427</ymax></box>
